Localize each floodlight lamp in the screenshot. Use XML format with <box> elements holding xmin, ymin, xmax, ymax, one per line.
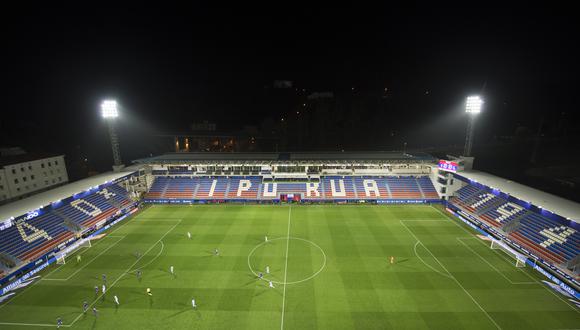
<box><xmin>465</xmin><ymin>96</ymin><xmax>483</xmax><ymax>114</ymax></box>
<box><xmin>101</xmin><ymin>100</ymin><xmax>118</xmax><ymax>118</ymax></box>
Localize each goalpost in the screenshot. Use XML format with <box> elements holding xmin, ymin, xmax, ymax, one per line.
<box><xmin>55</xmin><ymin>238</ymin><xmax>92</xmax><ymax>265</ymax></box>
<box><xmin>490</xmin><ymin>238</ymin><xmax>527</xmax><ymax>268</ymax></box>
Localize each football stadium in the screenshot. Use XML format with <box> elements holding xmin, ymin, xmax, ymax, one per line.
<box><xmin>2</xmin><ymin>6</ymin><xmax>580</xmax><ymax>330</ymax></box>
<box><xmin>0</xmin><ymin>150</ymin><xmax>578</xmax><ymax>329</ymax></box>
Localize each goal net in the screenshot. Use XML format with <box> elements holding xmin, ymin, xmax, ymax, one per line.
<box><xmin>56</xmin><ymin>255</ymin><xmax>66</xmax><ymax>265</ymax></box>
<box><xmin>55</xmin><ymin>238</ymin><xmax>92</xmax><ymax>265</ymax></box>
<box><xmin>490</xmin><ymin>239</ymin><xmax>527</xmax><ymax>267</ymax></box>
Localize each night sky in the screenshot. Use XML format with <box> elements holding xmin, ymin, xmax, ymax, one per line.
<box><xmin>1</xmin><ymin>5</ymin><xmax>579</xmax><ymax>181</ymax></box>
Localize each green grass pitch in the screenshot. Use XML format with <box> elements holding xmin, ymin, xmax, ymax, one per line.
<box><xmin>0</xmin><ymin>204</ymin><xmax>578</xmax><ymax>329</ymax></box>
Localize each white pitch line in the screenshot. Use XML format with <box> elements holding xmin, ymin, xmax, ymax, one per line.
<box><xmin>456</xmin><ymin>237</ymin><xmax>535</xmax><ymax>285</ymax></box>
<box><xmin>412</xmin><ymin>241</ymin><xmax>453</xmax><ymax>279</ymax></box>
<box><xmin>400</xmin><ymin>219</ymin><xmax>502</xmax><ymax>330</ymax></box>
<box><xmin>280</xmin><ymin>205</ymin><xmax>292</xmax><ymax>330</ymax></box>
<box><xmin>400</xmin><ymin>221</ymin><xmax>453</xmax><ymax>279</ymax></box>
<box><xmin>0</xmin><ymin>215</ymin><xmax>140</xmax><ymax>310</ymax></box>
<box><xmin>67</xmin><ymin>219</ymin><xmax>182</xmax><ymax>327</ymax></box>
<box><xmin>431</xmin><ymin>205</ymin><xmax>580</xmax><ymax>314</ymax></box>
<box><xmin>43</xmin><ymin>236</ymin><xmax>126</xmax><ymax>281</ymax></box>
<box><xmin>128</xmin><ymin>241</ymin><xmax>164</xmax><ymax>273</ymax></box>
<box><xmin>0</xmin><ymin>322</ymin><xmax>58</xmax><ymax>327</ymax></box>
<box><xmin>248</xmin><ymin>236</ymin><xmax>327</xmax><ymax>285</ymax></box>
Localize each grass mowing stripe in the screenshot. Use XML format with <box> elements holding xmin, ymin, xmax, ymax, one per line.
<box><xmin>128</xmin><ymin>241</ymin><xmax>164</xmax><ymax>274</ymax></box>
<box><xmin>1</xmin><ymin>205</ymin><xmax>578</xmax><ymax>329</ymax></box>
<box><xmin>430</xmin><ymin>205</ymin><xmax>580</xmax><ymax>314</ymax></box>
<box><xmin>68</xmin><ymin>220</ymin><xmax>182</xmax><ymax>327</ymax></box>
<box><xmin>0</xmin><ymin>211</ymin><xmax>141</xmax><ymax>311</ymax></box>
<box><xmin>43</xmin><ymin>236</ymin><xmax>126</xmax><ymax>281</ymax></box>
<box><xmin>400</xmin><ymin>219</ymin><xmax>502</xmax><ymax>330</ymax></box>
<box><xmin>412</xmin><ymin>241</ymin><xmax>453</xmax><ymax>279</ymax></box>
<box><xmin>281</xmin><ymin>205</ymin><xmax>291</xmax><ymax>330</ymax></box>
<box><xmin>456</xmin><ymin>237</ymin><xmax>536</xmax><ymax>285</ymax></box>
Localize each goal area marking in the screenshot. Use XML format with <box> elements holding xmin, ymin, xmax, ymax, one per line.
<box><xmin>456</xmin><ymin>237</ymin><xmax>536</xmax><ymax>285</ymax></box>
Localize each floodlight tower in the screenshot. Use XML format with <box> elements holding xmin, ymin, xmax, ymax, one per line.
<box><xmin>101</xmin><ymin>100</ymin><xmax>124</xmax><ymax>171</ymax></box>
<box><xmin>464</xmin><ymin>95</ymin><xmax>483</xmax><ymax>157</ymax></box>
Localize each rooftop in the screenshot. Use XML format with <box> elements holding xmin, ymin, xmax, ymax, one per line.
<box><xmin>457</xmin><ymin>170</ymin><xmax>580</xmax><ymax>224</ymax></box>
<box><xmin>133</xmin><ymin>151</ymin><xmax>436</xmax><ymax>164</ymax></box>
<box><xmin>0</xmin><ymin>170</ymin><xmax>136</xmax><ymax>222</ymax></box>
<box><xmin>0</xmin><ymin>153</ymin><xmax>62</xmax><ymax>168</ymax></box>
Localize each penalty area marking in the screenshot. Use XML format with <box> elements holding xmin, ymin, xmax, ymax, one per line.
<box><xmin>412</xmin><ymin>241</ymin><xmax>453</xmax><ymax>280</ymax></box>
<box><xmin>430</xmin><ymin>205</ymin><xmax>580</xmax><ymax>314</ymax></box>
<box><xmin>0</xmin><ymin>220</ymin><xmax>182</xmax><ymax>328</ymax></box>
<box><xmin>42</xmin><ymin>235</ymin><xmax>126</xmax><ymax>281</ymax></box>
<box><xmin>456</xmin><ymin>237</ymin><xmax>536</xmax><ymax>285</ymax></box>
<box><xmin>248</xmin><ymin>236</ymin><xmax>327</xmax><ymax>285</ymax></box>
<box><xmin>400</xmin><ymin>219</ymin><xmax>502</xmax><ymax>330</ymax></box>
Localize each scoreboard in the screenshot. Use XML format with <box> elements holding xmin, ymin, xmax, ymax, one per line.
<box><xmin>438</xmin><ymin>160</ymin><xmax>458</xmax><ymax>172</ymax></box>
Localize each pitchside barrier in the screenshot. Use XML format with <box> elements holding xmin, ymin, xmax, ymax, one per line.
<box><xmin>143</xmin><ymin>198</ymin><xmax>443</xmax><ymax>204</ymax></box>
<box><xmin>0</xmin><ymin>207</ymin><xmax>138</xmax><ymax>296</ymax></box>
<box><xmin>445</xmin><ymin>205</ymin><xmax>580</xmax><ymax>300</ymax></box>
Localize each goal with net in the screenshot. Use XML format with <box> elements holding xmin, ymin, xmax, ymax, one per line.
<box><xmin>55</xmin><ymin>238</ymin><xmax>91</xmax><ymax>265</ymax></box>
<box><xmin>490</xmin><ymin>238</ymin><xmax>527</xmax><ymax>267</ymax></box>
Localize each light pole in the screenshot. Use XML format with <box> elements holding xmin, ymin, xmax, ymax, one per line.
<box><xmin>464</xmin><ymin>95</ymin><xmax>483</xmax><ymax>157</ymax></box>
<box><xmin>101</xmin><ymin>100</ymin><xmax>124</xmax><ymax>171</ymax></box>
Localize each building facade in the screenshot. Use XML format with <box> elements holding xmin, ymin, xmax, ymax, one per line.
<box><xmin>0</xmin><ymin>154</ymin><xmax>68</xmax><ymax>204</ymax></box>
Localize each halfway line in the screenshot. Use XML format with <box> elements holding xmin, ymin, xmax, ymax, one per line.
<box><xmin>280</xmin><ymin>205</ymin><xmax>292</xmax><ymax>330</ymax></box>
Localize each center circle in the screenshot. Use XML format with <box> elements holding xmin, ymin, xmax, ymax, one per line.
<box><xmin>248</xmin><ymin>237</ymin><xmax>326</xmax><ymax>285</ymax></box>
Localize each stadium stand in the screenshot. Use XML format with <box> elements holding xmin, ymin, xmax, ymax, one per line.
<box><xmin>385</xmin><ymin>177</ymin><xmax>422</xmax><ymax>199</ymax></box>
<box><xmin>353</xmin><ymin>176</ymin><xmax>389</xmax><ymax>199</ymax></box>
<box><xmin>0</xmin><ymin>183</ymin><xmax>134</xmax><ymax>278</ymax></box>
<box><xmin>418</xmin><ymin>176</ymin><xmax>440</xmax><ymax>199</ymax></box>
<box><xmin>164</xmin><ymin>177</ymin><xmax>196</xmax><ymax>199</ymax></box>
<box><xmin>270</xmin><ymin>183</ymin><xmax>307</xmax><ymax>198</ymax></box>
<box><xmin>449</xmin><ymin>184</ymin><xmax>579</xmax><ymax>266</ymax></box>
<box><xmin>226</xmin><ymin>177</ymin><xmax>261</xmax><ymax>199</ymax></box>
<box><xmin>0</xmin><ymin>212</ymin><xmax>73</xmax><ymax>263</ymax></box>
<box><xmin>144</xmin><ymin>175</ymin><xmax>439</xmax><ymax>201</ymax></box>
<box><xmin>322</xmin><ymin>177</ymin><xmax>356</xmax><ymax>199</ymax></box>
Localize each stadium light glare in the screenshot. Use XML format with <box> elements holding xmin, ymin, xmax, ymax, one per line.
<box><xmin>100</xmin><ymin>99</ymin><xmax>123</xmax><ymax>168</ymax></box>
<box><xmin>465</xmin><ymin>95</ymin><xmax>483</xmax><ymax>114</ymax></box>
<box><xmin>101</xmin><ymin>100</ymin><xmax>118</xmax><ymax>118</ymax></box>
<box><xmin>463</xmin><ymin>95</ymin><xmax>483</xmax><ymax>156</ymax></box>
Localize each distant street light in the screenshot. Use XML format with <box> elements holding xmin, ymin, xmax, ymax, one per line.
<box><xmin>101</xmin><ymin>100</ymin><xmax>123</xmax><ymax>170</ymax></box>
<box><xmin>464</xmin><ymin>96</ymin><xmax>483</xmax><ymax>157</ymax></box>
